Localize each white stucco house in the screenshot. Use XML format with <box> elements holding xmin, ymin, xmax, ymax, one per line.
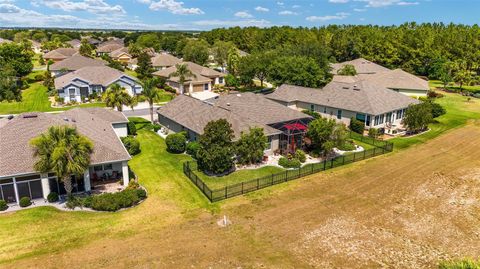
<box><xmin>0</xmin><ymin>108</ymin><xmax>131</xmax><ymax>205</ymax></box>
<box><xmin>54</xmin><ymin>66</ymin><xmax>142</xmax><ymax>103</ymax></box>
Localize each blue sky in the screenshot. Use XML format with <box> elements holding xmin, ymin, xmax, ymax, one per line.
<box><xmin>0</xmin><ymin>0</ymin><xmax>479</xmax><ymax>30</ymax></box>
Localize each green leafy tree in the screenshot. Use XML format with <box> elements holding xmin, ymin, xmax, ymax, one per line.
<box><xmin>0</xmin><ymin>63</ymin><xmax>20</xmax><ymax>102</ymax></box>
<box><xmin>136</xmin><ymin>52</ymin><xmax>154</xmax><ymax>80</ymax></box>
<box><xmin>101</xmin><ymin>54</ymin><xmax>124</xmax><ymax>71</ymax></box>
<box><xmin>349</xmin><ymin>118</ymin><xmax>365</xmax><ymax>134</ymax></box>
<box><xmin>128</xmin><ymin>43</ymin><xmax>141</xmax><ymax>58</ymax></box>
<box><xmin>79</xmin><ymin>39</ymin><xmax>93</xmax><ymax>57</ymax></box>
<box><xmin>226</xmin><ymin>47</ymin><xmax>240</xmax><ymax>76</ymax></box>
<box><xmin>136</xmin><ymin>33</ymin><xmax>160</xmax><ymax>50</ymax></box>
<box><xmin>337</xmin><ymin>64</ymin><xmax>357</xmax><ymax>76</ymax></box>
<box><xmin>236</xmin><ymin>127</ymin><xmax>267</xmax><ymax>165</ymax></box>
<box><xmin>0</xmin><ymin>42</ymin><xmax>33</xmax><ymax>77</ymax></box>
<box><xmin>141</xmin><ymin>77</ymin><xmax>162</xmax><ymax>122</ymax></box>
<box><xmin>403</xmin><ymin>102</ymin><xmax>433</xmax><ymax>133</ymax></box>
<box><xmin>268</xmin><ymin>56</ymin><xmax>328</xmax><ymax>88</ymax></box>
<box><xmin>169</xmin><ymin>63</ymin><xmax>196</xmax><ymax>94</ymax></box>
<box><xmin>30</xmin><ymin>126</ymin><xmax>93</xmax><ymax>195</ymax></box>
<box><xmin>197</xmin><ymin>119</ymin><xmax>235</xmax><ymax>174</ymax></box>
<box><xmin>165</xmin><ymin>133</ymin><xmax>187</xmax><ymax>153</ymax></box>
<box><xmin>307</xmin><ymin>117</ymin><xmax>347</xmax><ymax>156</ymax></box>
<box><xmin>212</xmin><ymin>40</ymin><xmax>234</xmax><ymax>70</ymax></box>
<box><xmin>182</xmin><ymin>39</ymin><xmax>210</xmax><ymax>65</ymax></box>
<box><xmin>102</xmin><ymin>83</ymin><xmax>132</xmax><ymax>112</ymax></box>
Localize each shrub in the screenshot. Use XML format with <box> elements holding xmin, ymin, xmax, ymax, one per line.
<box><xmin>88</xmin><ymin>189</ymin><xmax>144</xmax><ymax>212</ymax></box>
<box><xmin>302</xmin><ymin>109</ymin><xmax>321</xmax><ymax>119</ymax></box>
<box><xmin>337</xmin><ymin>141</ymin><xmax>356</xmax><ymax>151</ymax></box>
<box><xmin>47</xmin><ymin>192</ymin><xmax>59</xmax><ymax>203</ymax></box>
<box><xmin>34</xmin><ymin>74</ymin><xmax>45</xmax><ymax>81</ymax></box>
<box><xmin>225</xmin><ymin>74</ymin><xmax>239</xmax><ymax>88</ymax></box>
<box><xmin>0</xmin><ymin>200</ymin><xmax>8</xmax><ymax>211</ymax></box>
<box><xmin>295</xmin><ymin>149</ymin><xmax>307</xmax><ymax>163</ymax></box>
<box><xmin>126</xmin><ymin>179</ymin><xmax>140</xmax><ymax>190</ymax></box>
<box><xmin>66</xmin><ymin>195</ymin><xmax>82</xmax><ymax>209</ymax></box>
<box><xmin>349</xmin><ymin>118</ymin><xmax>365</xmax><ymax>134</ymax></box>
<box><xmin>368</xmin><ymin>128</ymin><xmax>379</xmax><ymax>139</ymax></box>
<box><xmin>19</xmin><ymin>197</ymin><xmax>32</xmax><ymax>208</ymax></box>
<box><xmin>165</xmin><ymin>133</ymin><xmax>186</xmax><ymax>153</ymax></box>
<box><xmin>136</xmin><ymin>188</ymin><xmax>147</xmax><ymax>199</ymax></box>
<box><xmin>153</xmin><ymin>124</ymin><xmax>162</xmax><ymax>132</ymax></box>
<box><xmin>127</xmin><ymin>121</ymin><xmax>137</xmax><ymax>136</ymax></box>
<box><xmin>186</xmin><ymin>141</ymin><xmax>201</xmax><ymax>157</ymax></box>
<box><xmin>121</xmin><ymin>136</ymin><xmax>141</xmax><ymax>156</ymax></box>
<box><xmin>164</xmin><ymin>85</ymin><xmax>177</xmax><ymax>94</ymax></box>
<box><xmin>430</xmin><ymin>102</ymin><xmax>446</xmax><ymax>118</ymax></box>
<box><xmin>278</xmin><ymin>157</ymin><xmax>302</xmax><ymax>169</ymax></box>
<box><xmin>439</xmin><ymin>259</ymin><xmax>480</xmax><ymax>269</ymax></box>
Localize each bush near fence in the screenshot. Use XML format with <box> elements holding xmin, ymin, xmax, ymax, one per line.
<box><xmin>184</xmin><ymin>132</ymin><xmax>394</xmax><ymax>202</ymax></box>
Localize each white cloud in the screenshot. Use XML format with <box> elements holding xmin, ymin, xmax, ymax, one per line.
<box><xmin>234</xmin><ymin>11</ymin><xmax>253</xmax><ymax>18</ymax></box>
<box><xmin>141</xmin><ymin>0</ymin><xmax>204</xmax><ymax>15</ymax></box>
<box><xmin>356</xmin><ymin>0</ymin><xmax>420</xmax><ymax>7</ymax></box>
<box><xmin>276</xmin><ymin>1</ymin><xmax>284</xmax><ymax>6</ymax></box>
<box><xmin>279</xmin><ymin>10</ymin><xmax>298</xmax><ymax>15</ymax></box>
<box><xmin>329</xmin><ymin>0</ymin><xmax>349</xmax><ymax>3</ymax></box>
<box><xmin>0</xmin><ymin>3</ymin><xmax>21</xmax><ymax>13</ymax></box>
<box><xmin>254</xmin><ymin>6</ymin><xmax>269</xmax><ymax>12</ymax></box>
<box><xmin>354</xmin><ymin>8</ymin><xmax>367</xmax><ymax>12</ymax></box>
<box><xmin>32</xmin><ymin>0</ymin><xmax>126</xmax><ymax>14</ymax></box>
<box><xmin>292</xmin><ymin>4</ymin><xmax>301</xmax><ymax>8</ymax></box>
<box><xmin>306</xmin><ymin>12</ymin><xmax>350</xmax><ymax>22</ymax></box>
<box><xmin>193</xmin><ymin>19</ymin><xmax>271</xmax><ymax>28</ymax></box>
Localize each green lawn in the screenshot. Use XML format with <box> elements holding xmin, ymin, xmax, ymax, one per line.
<box><xmin>195</xmin><ymin>165</ymin><xmax>285</xmax><ymax>189</ymax></box>
<box><xmin>390</xmin><ymin>91</ymin><xmax>480</xmax><ymax>150</ymax></box>
<box><xmin>430</xmin><ymin>80</ymin><xmax>480</xmax><ymax>94</ymax></box>
<box><xmin>0</xmin><ymin>83</ymin><xmax>105</xmax><ymax>115</ymax></box>
<box><xmin>156</xmin><ymin>89</ymin><xmax>174</xmax><ymax>103</ymax></box>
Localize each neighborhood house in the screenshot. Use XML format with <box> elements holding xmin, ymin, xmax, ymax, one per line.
<box><xmin>153</xmin><ymin>61</ymin><xmax>225</xmax><ymax>95</ymax></box>
<box><xmin>43</xmin><ymin>48</ymin><xmax>78</xmax><ymax>63</ymax></box>
<box><xmin>157</xmin><ymin>93</ymin><xmax>312</xmax><ymax>155</ymax></box>
<box><xmin>49</xmin><ymin>54</ymin><xmax>106</xmax><ymax>77</ymax></box>
<box><xmin>0</xmin><ymin>108</ymin><xmax>131</xmax><ymax>205</ymax></box>
<box><xmin>54</xmin><ymin>66</ymin><xmax>142</xmax><ymax>103</ymax></box>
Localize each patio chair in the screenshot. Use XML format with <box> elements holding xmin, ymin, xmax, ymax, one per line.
<box><xmin>112</xmin><ymin>171</ymin><xmax>119</xmax><ymax>180</ymax></box>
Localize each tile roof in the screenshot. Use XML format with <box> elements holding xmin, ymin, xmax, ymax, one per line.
<box><xmin>96</xmin><ymin>43</ymin><xmax>124</xmax><ymax>53</ymax></box>
<box><xmin>0</xmin><ymin>108</ymin><xmax>130</xmax><ymax>177</ymax></box>
<box><xmin>54</xmin><ymin>66</ymin><xmax>133</xmax><ymax>89</ymax></box>
<box><xmin>151</xmin><ymin>53</ymin><xmax>182</xmax><ymax>68</ymax></box>
<box><xmin>110</xmin><ymin>47</ymin><xmax>130</xmax><ymax>58</ymax></box>
<box><xmin>157</xmin><ymin>95</ymin><xmax>283</xmax><ymax>138</ymax></box>
<box><xmin>43</xmin><ymin>48</ymin><xmax>78</xmax><ymax>60</ymax></box>
<box><xmin>50</xmin><ymin>54</ymin><xmax>106</xmax><ymax>71</ymax></box>
<box><xmin>267</xmin><ymin>79</ymin><xmax>419</xmax><ymax>115</ymax></box>
<box><xmin>331</xmin><ymin>58</ymin><xmax>391</xmax><ymax>75</ymax></box>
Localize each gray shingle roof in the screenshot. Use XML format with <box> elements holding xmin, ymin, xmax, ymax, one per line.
<box><xmin>0</xmin><ymin>108</ymin><xmax>130</xmax><ymax>177</ymax></box>
<box><xmin>44</xmin><ymin>48</ymin><xmax>78</xmax><ymax>60</ymax></box>
<box><xmin>153</xmin><ymin>61</ymin><xmax>225</xmax><ymax>83</ymax></box>
<box><xmin>157</xmin><ymin>95</ymin><xmax>283</xmax><ymax>138</ymax></box>
<box><xmin>50</xmin><ymin>55</ymin><xmax>106</xmax><ymax>71</ymax></box>
<box><xmin>331</xmin><ymin>58</ymin><xmax>391</xmax><ymax>75</ymax></box>
<box><xmin>360</xmin><ymin>69</ymin><xmax>429</xmax><ymax>91</ymax></box>
<box><xmin>151</xmin><ymin>53</ymin><xmax>182</xmax><ymax>68</ymax></box>
<box><xmin>96</xmin><ymin>43</ymin><xmax>124</xmax><ymax>53</ymax></box>
<box><xmin>54</xmin><ymin>66</ymin><xmax>134</xmax><ymax>89</ymax></box>
<box><xmin>268</xmin><ymin>79</ymin><xmax>419</xmax><ymax>115</ymax></box>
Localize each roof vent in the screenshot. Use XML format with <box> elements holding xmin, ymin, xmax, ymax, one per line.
<box><xmin>342</xmin><ymin>86</ymin><xmax>349</xmax><ymax>90</ymax></box>
<box><xmin>63</xmin><ymin>117</ymin><xmax>69</xmax><ymax>122</ymax></box>
<box><xmin>23</xmin><ymin>113</ymin><xmax>38</xmax><ymax>119</ymax></box>
<box><xmin>353</xmin><ymin>85</ymin><xmax>360</xmax><ymax>91</ymax></box>
<box><xmin>7</xmin><ymin>115</ymin><xmax>14</xmax><ymax>120</ymax></box>
<box><xmin>236</xmin><ymin>94</ymin><xmax>241</xmax><ymax>97</ymax></box>
<box><xmin>226</xmin><ymin>102</ymin><xmax>231</xmax><ymax>106</ymax></box>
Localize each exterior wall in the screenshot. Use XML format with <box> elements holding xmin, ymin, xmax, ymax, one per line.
<box><xmin>158</xmin><ymin>115</ymin><xmax>185</xmax><ymax>135</ymax></box>
<box><xmin>264</xmin><ymin>134</ymin><xmax>280</xmax><ymax>156</ymax></box>
<box><xmin>296</xmin><ymin>101</ymin><xmax>357</xmax><ymax>126</ymax></box>
<box><xmin>112</xmin><ymin>123</ymin><xmax>128</xmax><ymax>137</ymax></box>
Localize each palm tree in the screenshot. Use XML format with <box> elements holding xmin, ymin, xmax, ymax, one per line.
<box><xmin>169</xmin><ymin>63</ymin><xmax>196</xmax><ymax>94</ymax></box>
<box><xmin>30</xmin><ymin>126</ymin><xmax>93</xmax><ymax>196</ymax></box>
<box><xmin>103</xmin><ymin>83</ymin><xmax>132</xmax><ymax>112</ymax></box>
<box><xmin>141</xmin><ymin>77</ymin><xmax>163</xmax><ymax>122</ymax></box>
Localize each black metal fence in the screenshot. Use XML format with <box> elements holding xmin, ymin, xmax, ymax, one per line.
<box><xmin>183</xmin><ymin>132</ymin><xmax>394</xmax><ymax>202</ymax></box>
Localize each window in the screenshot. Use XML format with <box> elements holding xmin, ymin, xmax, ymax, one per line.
<box><xmin>374</xmin><ymin>115</ymin><xmax>380</xmax><ymax>126</ymax></box>
<box><xmin>386</xmin><ymin>112</ymin><xmax>392</xmax><ymax>123</ymax></box>
<box><xmin>94</xmin><ymin>165</ymin><xmax>102</xmax><ymax>172</ymax></box>
<box><xmin>323</xmin><ymin>106</ymin><xmax>327</xmax><ymax>113</ymax></box>
<box><xmin>337</xmin><ymin>109</ymin><xmax>342</xmax><ymax>120</ymax></box>
<box><xmin>104</xmin><ymin>164</ymin><xmax>113</xmax><ymax>170</ymax></box>
<box><xmin>366</xmin><ymin>115</ymin><xmax>371</xmax><ymax>126</ymax></box>
<box><xmin>310</xmin><ymin>104</ymin><xmax>315</xmax><ymax>111</ymax></box>
<box><xmin>396</xmin><ymin>110</ymin><xmax>402</xmax><ymax>119</ymax></box>
<box><xmin>204</xmin><ymin>84</ymin><xmax>209</xmax><ymax>91</ymax></box>
<box><xmin>379</xmin><ymin>115</ymin><xmax>385</xmax><ymax>124</ymax></box>
<box><xmin>219</xmin><ymin>77</ymin><xmax>224</xmax><ymax>84</ymax></box>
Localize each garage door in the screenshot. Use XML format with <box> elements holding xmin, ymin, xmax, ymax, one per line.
<box><xmin>192</xmin><ymin>84</ymin><xmax>206</xmax><ymax>92</ymax></box>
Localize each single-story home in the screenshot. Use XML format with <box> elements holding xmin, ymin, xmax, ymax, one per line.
<box><xmin>49</xmin><ymin>54</ymin><xmax>107</xmax><ymax>77</ymax></box>
<box><xmin>54</xmin><ymin>66</ymin><xmax>142</xmax><ymax>103</ymax></box>
<box><xmin>151</xmin><ymin>53</ymin><xmax>182</xmax><ymax>70</ymax></box>
<box><xmin>331</xmin><ymin>58</ymin><xmax>429</xmax><ymax>97</ymax></box>
<box><xmin>43</xmin><ymin>48</ymin><xmax>78</xmax><ymax>63</ymax></box>
<box><xmin>153</xmin><ymin>61</ymin><xmax>225</xmax><ymax>95</ymax></box>
<box><xmin>267</xmin><ymin>78</ymin><xmax>419</xmax><ymax>131</ymax></box>
<box><xmin>110</xmin><ymin>47</ymin><xmax>132</xmax><ymax>64</ymax></box>
<box><xmin>0</xmin><ymin>108</ymin><xmax>131</xmax><ymax>205</ymax></box>
<box><xmin>67</xmin><ymin>39</ymin><xmax>81</xmax><ymax>49</ymax></box>
<box><xmin>96</xmin><ymin>43</ymin><xmax>124</xmax><ymax>56</ymax></box>
<box><xmin>157</xmin><ymin>93</ymin><xmax>312</xmax><ymax>155</ymax></box>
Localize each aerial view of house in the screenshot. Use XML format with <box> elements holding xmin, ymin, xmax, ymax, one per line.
<box><xmin>153</xmin><ymin>61</ymin><xmax>225</xmax><ymax>95</ymax></box>
<box><xmin>49</xmin><ymin>54</ymin><xmax>106</xmax><ymax>76</ymax></box>
<box><xmin>43</xmin><ymin>47</ymin><xmax>78</xmax><ymax>62</ymax></box>
<box><xmin>0</xmin><ymin>108</ymin><xmax>130</xmax><ymax>204</ymax></box>
<box><xmin>54</xmin><ymin>66</ymin><xmax>142</xmax><ymax>103</ymax></box>
<box><xmin>1</xmin><ymin>1</ymin><xmax>480</xmax><ymax>268</ymax></box>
